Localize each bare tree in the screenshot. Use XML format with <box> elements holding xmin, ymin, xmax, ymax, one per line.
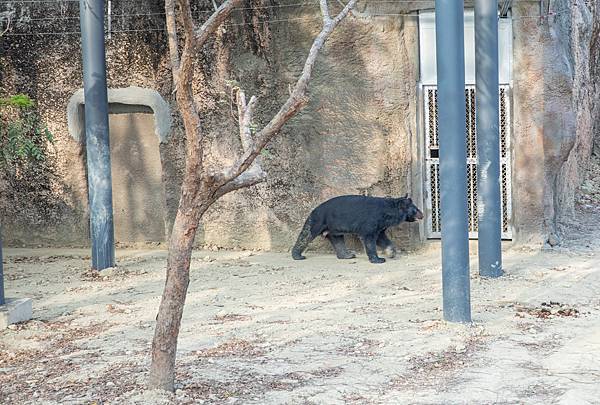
<box><xmin>0</xmin><ymin>8</ymin><xmax>13</xmax><ymax>37</ymax></box>
<box><xmin>149</xmin><ymin>0</ymin><xmax>358</xmax><ymax>391</ymax></box>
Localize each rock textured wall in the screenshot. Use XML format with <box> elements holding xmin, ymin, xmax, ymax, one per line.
<box><xmin>0</xmin><ymin>0</ymin><xmax>171</xmax><ymax>247</ymax></box>
<box><xmin>512</xmin><ymin>0</ymin><xmax>600</xmax><ymax>246</ymax></box>
<box><xmin>1</xmin><ymin>0</ymin><xmax>598</xmax><ymax>250</ymax></box>
<box><xmin>0</xmin><ymin>0</ymin><xmax>422</xmax><ymax>251</ymax></box>
<box><xmin>553</xmin><ymin>0</ymin><xmax>600</xmax><ymax>241</ymax></box>
<box><xmin>200</xmin><ymin>2</ymin><xmax>422</xmax><ymax>251</ymax></box>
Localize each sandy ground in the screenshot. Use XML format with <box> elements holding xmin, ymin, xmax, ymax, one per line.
<box><xmin>1</xmin><ymin>201</ymin><xmax>600</xmax><ymax>405</ymax></box>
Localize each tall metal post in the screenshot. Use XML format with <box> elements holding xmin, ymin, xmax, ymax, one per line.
<box><xmin>80</xmin><ymin>0</ymin><xmax>115</xmax><ymax>270</ymax></box>
<box><xmin>0</xmin><ymin>226</ymin><xmax>5</xmax><ymax>305</ymax></box>
<box><xmin>435</xmin><ymin>0</ymin><xmax>472</xmax><ymax>323</ymax></box>
<box><xmin>475</xmin><ymin>0</ymin><xmax>503</xmax><ymax>278</ymax></box>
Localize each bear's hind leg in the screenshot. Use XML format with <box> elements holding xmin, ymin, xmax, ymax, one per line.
<box><xmin>377</xmin><ymin>231</ymin><xmax>397</xmax><ymax>258</ymax></box>
<box><xmin>327</xmin><ymin>235</ymin><xmax>356</xmax><ymax>259</ymax></box>
<box><xmin>362</xmin><ymin>234</ymin><xmax>386</xmax><ymax>264</ymax></box>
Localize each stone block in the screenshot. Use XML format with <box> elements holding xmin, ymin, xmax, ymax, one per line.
<box><xmin>0</xmin><ymin>298</ymin><xmax>33</xmax><ymax>329</ymax></box>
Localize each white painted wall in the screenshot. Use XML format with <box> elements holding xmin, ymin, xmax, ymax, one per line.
<box><xmin>418</xmin><ymin>10</ymin><xmax>513</xmax><ymax>85</ymax></box>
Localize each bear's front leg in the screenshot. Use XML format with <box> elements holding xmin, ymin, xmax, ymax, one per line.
<box><xmin>377</xmin><ymin>231</ymin><xmax>397</xmax><ymax>258</ymax></box>
<box><xmin>362</xmin><ymin>234</ymin><xmax>385</xmax><ymax>264</ymax></box>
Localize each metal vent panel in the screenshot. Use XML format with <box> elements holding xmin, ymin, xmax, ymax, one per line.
<box><xmin>424</xmin><ymin>85</ymin><xmax>512</xmax><ymax>239</ymax></box>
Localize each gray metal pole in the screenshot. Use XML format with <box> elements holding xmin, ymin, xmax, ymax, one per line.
<box><xmin>0</xmin><ymin>226</ymin><xmax>5</xmax><ymax>305</ymax></box>
<box><xmin>475</xmin><ymin>0</ymin><xmax>503</xmax><ymax>278</ymax></box>
<box><xmin>435</xmin><ymin>0</ymin><xmax>472</xmax><ymax>323</ymax></box>
<box><xmin>80</xmin><ymin>0</ymin><xmax>115</xmax><ymax>270</ymax></box>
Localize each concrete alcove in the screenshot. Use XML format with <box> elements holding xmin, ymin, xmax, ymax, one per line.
<box><xmin>67</xmin><ymin>87</ymin><xmax>172</xmax><ymax>243</ymax></box>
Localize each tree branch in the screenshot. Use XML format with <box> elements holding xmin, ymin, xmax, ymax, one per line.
<box><xmin>165</xmin><ymin>0</ymin><xmax>180</xmax><ymax>77</ymax></box>
<box><xmin>336</xmin><ymin>0</ymin><xmax>370</xmax><ymax>19</ymax></box>
<box><xmin>171</xmin><ymin>0</ymin><xmax>242</xmax><ymax>91</ymax></box>
<box><xmin>167</xmin><ymin>0</ymin><xmax>243</xmax><ymax>180</ymax></box>
<box><xmin>177</xmin><ymin>0</ymin><xmax>197</xmax><ymax>88</ymax></box>
<box><xmin>320</xmin><ymin>0</ymin><xmax>332</xmax><ymax>23</ymax></box>
<box><xmin>234</xmin><ymin>90</ymin><xmax>266</xmax><ymax>187</ymax></box>
<box><xmin>215</xmin><ymin>0</ymin><xmax>358</xmax><ymax>188</ymax></box>
<box><xmin>214</xmin><ymin>167</ymin><xmax>267</xmax><ymax>199</ymax></box>
<box><xmin>196</xmin><ymin>0</ymin><xmax>244</xmax><ymax>48</ymax></box>
<box><xmin>236</xmin><ymin>91</ymin><xmax>258</xmax><ymax>150</ymax></box>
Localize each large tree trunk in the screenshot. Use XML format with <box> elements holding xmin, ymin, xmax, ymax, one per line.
<box><xmin>148</xmin><ymin>189</ymin><xmax>208</xmax><ymax>391</ymax></box>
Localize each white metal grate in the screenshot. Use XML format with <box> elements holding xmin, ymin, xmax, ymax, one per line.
<box><xmin>424</xmin><ymin>85</ymin><xmax>512</xmax><ymax>239</ymax></box>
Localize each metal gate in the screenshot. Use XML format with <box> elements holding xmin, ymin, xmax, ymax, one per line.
<box><xmin>423</xmin><ymin>85</ymin><xmax>512</xmax><ymax>239</ymax></box>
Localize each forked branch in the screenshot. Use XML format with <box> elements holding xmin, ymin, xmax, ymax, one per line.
<box><xmin>165</xmin><ymin>0</ymin><xmax>244</xmax><ymax>180</ymax></box>
<box><xmin>150</xmin><ymin>0</ymin><xmax>357</xmax><ymax>392</ymax></box>
<box><xmin>217</xmin><ymin>0</ymin><xmax>358</xmax><ymax>189</ymax></box>
<box><xmin>231</xmin><ymin>89</ymin><xmax>266</xmax><ymax>190</ymax></box>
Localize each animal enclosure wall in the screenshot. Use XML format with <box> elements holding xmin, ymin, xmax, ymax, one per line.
<box><xmin>0</xmin><ymin>1</ymin><xmax>421</xmax><ymax>250</ymax></box>
<box><xmin>0</xmin><ymin>0</ymin><xmax>598</xmax><ymax>250</ymax></box>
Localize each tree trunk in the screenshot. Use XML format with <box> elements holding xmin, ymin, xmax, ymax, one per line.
<box><xmin>148</xmin><ymin>192</ymin><xmax>206</xmax><ymax>391</ymax></box>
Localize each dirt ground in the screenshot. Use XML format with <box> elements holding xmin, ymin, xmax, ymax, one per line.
<box><xmin>1</xmin><ymin>212</ymin><xmax>599</xmax><ymax>405</ymax></box>
<box><xmin>2</xmin><ymin>158</ymin><xmax>600</xmax><ymax>404</ymax></box>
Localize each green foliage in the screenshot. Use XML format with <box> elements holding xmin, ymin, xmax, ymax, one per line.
<box><xmin>0</xmin><ymin>94</ymin><xmax>35</xmax><ymax>108</ymax></box>
<box><xmin>0</xmin><ymin>94</ymin><xmax>54</xmax><ymax>168</ymax></box>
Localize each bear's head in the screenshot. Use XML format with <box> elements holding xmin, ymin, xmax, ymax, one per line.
<box><xmin>399</xmin><ymin>195</ymin><xmax>424</xmax><ymax>222</ymax></box>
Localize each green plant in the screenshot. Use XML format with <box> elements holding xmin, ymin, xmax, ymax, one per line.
<box><xmin>0</xmin><ymin>94</ymin><xmax>54</xmax><ymax>167</ymax></box>
<box><xmin>0</xmin><ymin>94</ymin><xmax>35</xmax><ymax>108</ymax></box>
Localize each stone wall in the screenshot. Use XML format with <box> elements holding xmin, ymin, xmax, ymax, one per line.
<box><xmin>553</xmin><ymin>0</ymin><xmax>600</xmax><ymax>241</ymax></box>
<box><xmin>512</xmin><ymin>0</ymin><xmax>600</xmax><ymax>246</ymax></box>
<box><xmin>0</xmin><ymin>0</ymin><xmax>422</xmax><ymax>251</ymax></box>
<box><xmin>202</xmin><ymin>2</ymin><xmax>422</xmax><ymax>251</ymax></box>
<box><xmin>0</xmin><ymin>0</ymin><xmax>171</xmax><ymax>247</ymax></box>
<box><xmin>0</xmin><ymin>0</ymin><xmax>598</xmax><ymax>250</ymax></box>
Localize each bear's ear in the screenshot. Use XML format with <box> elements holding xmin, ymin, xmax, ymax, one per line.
<box><xmin>403</xmin><ymin>193</ymin><xmax>408</xmax><ymax>199</ymax></box>
<box><xmin>397</xmin><ymin>196</ymin><xmax>411</xmax><ymax>207</ymax></box>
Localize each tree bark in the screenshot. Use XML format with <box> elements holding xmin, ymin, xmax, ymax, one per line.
<box><xmin>147</xmin><ymin>215</ymin><xmax>195</xmax><ymax>391</ymax></box>
<box><xmin>148</xmin><ymin>181</ymin><xmax>214</xmax><ymax>390</ymax></box>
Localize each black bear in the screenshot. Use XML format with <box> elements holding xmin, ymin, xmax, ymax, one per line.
<box><xmin>291</xmin><ymin>195</ymin><xmax>424</xmax><ymax>263</ymax></box>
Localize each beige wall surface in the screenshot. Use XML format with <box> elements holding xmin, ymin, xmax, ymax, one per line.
<box><xmin>1</xmin><ymin>0</ymin><xmax>598</xmax><ymax>250</ymax></box>
<box><xmin>107</xmin><ymin>109</ymin><xmax>166</xmax><ymax>242</ymax></box>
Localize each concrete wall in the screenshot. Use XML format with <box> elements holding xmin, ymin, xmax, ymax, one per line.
<box><xmin>0</xmin><ymin>0</ymin><xmax>598</xmax><ymax>250</ymax></box>
<box><xmin>107</xmin><ymin>107</ymin><xmax>166</xmax><ymax>242</ymax></box>
<box><xmin>67</xmin><ymin>89</ymin><xmax>173</xmax><ymax>243</ymax></box>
